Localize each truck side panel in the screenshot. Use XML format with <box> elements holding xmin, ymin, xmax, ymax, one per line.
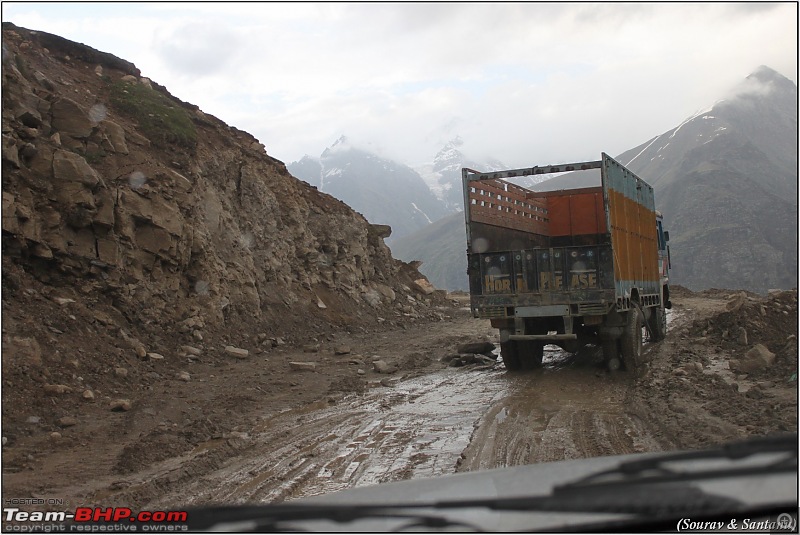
<box><xmin>547</xmin><ymin>189</ymin><xmax>606</xmax><ymax>237</ymax></box>
<box><xmin>602</xmin><ymin>154</ymin><xmax>660</xmax><ymax>305</ymax></box>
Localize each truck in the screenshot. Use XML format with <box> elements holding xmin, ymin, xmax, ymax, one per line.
<box><xmin>461</xmin><ymin>153</ymin><xmax>671</xmax><ymax>372</ymax></box>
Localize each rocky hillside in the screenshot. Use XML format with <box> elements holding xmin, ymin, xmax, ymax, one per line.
<box><xmin>1</xmin><ymin>23</ymin><xmax>446</xmax><ymax>441</ymax></box>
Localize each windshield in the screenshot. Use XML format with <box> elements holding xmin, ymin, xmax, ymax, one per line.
<box><xmin>1</xmin><ymin>4</ymin><xmax>797</xmax><ymax>534</ymax></box>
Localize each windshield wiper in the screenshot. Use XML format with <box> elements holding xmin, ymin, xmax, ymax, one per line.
<box><xmin>182</xmin><ymin>433</ymin><xmax>796</xmax><ymax>531</ymax></box>
<box><xmin>554</xmin><ymin>432</ymin><xmax>797</xmax><ymax>492</ymax></box>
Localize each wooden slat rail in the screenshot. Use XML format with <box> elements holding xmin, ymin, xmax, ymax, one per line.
<box><xmin>468</xmin><ymin>179</ymin><xmax>549</xmax><ymax>235</ymax></box>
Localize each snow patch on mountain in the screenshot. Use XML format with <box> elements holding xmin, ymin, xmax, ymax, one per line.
<box><xmin>410</xmin><ymin>202</ymin><xmax>433</xmax><ymax>224</ymax></box>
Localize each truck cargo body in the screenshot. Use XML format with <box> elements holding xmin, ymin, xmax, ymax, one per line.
<box><xmin>462</xmin><ymin>153</ymin><xmax>670</xmax><ymax>371</ymax></box>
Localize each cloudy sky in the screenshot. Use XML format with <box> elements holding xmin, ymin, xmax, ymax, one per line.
<box><xmin>3</xmin><ymin>2</ymin><xmax>797</xmax><ymax>167</ymax></box>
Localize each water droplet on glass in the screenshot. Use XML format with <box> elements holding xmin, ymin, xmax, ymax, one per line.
<box><xmin>129</xmin><ymin>171</ymin><xmax>146</xmax><ymax>190</ymax></box>
<box><xmin>194</xmin><ymin>281</ymin><xmax>210</xmax><ymax>296</ymax></box>
<box><xmin>473</xmin><ymin>238</ymin><xmax>489</xmax><ymax>254</ymax></box>
<box><xmin>239</xmin><ymin>232</ymin><xmax>254</xmax><ymax>249</ymax></box>
<box><xmin>89</xmin><ymin>104</ymin><xmax>107</xmax><ymax>123</ymax></box>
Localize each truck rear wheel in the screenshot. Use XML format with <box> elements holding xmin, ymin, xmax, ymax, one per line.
<box><xmin>620</xmin><ymin>309</ymin><xmax>643</xmax><ymax>372</ymax></box>
<box><xmin>647</xmin><ymin>306</ymin><xmax>667</xmax><ymax>342</ymax></box>
<box><xmin>500</xmin><ymin>341</ymin><xmax>522</xmax><ymax>371</ymax></box>
<box><xmin>519</xmin><ymin>341</ymin><xmax>544</xmax><ymax>370</ymax></box>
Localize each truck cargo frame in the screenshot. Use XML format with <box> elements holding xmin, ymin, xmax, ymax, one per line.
<box><xmin>462</xmin><ymin>153</ymin><xmax>671</xmax><ymax>371</ymax></box>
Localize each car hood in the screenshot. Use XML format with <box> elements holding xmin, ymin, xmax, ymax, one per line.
<box><xmin>241</xmin><ymin>446</ymin><xmax>797</xmax><ymax>532</ymax></box>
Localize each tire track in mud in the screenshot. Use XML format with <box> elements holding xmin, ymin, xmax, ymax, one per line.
<box><xmin>458</xmin><ymin>346</ymin><xmax>666</xmax><ymax>473</ymax></box>
<box><xmin>127</xmin><ymin>345</ymin><xmax>668</xmax><ymax>509</ymax></box>
<box><xmin>147</xmin><ymin>370</ymin><xmax>509</xmax><ymax>507</ymax></box>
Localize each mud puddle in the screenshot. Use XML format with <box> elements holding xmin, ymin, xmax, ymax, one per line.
<box><xmin>149</xmin><ymin>368</ymin><xmax>511</xmax><ymax>507</ymax></box>
<box><xmin>460</xmin><ymin>340</ymin><xmax>667</xmax><ymax>472</ymax></box>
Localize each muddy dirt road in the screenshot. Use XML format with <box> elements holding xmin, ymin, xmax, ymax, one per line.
<box><xmin>137</xmin><ymin>292</ymin><xmax>799</xmax><ymax>509</ymax></box>
<box><xmin>3</xmin><ymin>291</ymin><xmax>796</xmax><ymax>509</ymax></box>
<box><xmin>459</xmin><ymin>347</ymin><xmax>661</xmax><ymax>472</ymax></box>
<box><xmin>144</xmin><ymin>345</ymin><xmax>661</xmax><ymax>508</ymax></box>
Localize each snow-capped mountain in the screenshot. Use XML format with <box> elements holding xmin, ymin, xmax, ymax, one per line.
<box><xmin>414</xmin><ymin>136</ymin><xmax>548</xmax><ymax>212</ymax></box>
<box><xmin>618</xmin><ymin>66</ymin><xmax>797</xmax><ymax>293</ymax></box>
<box><xmin>288</xmin><ymin>136</ymin><xmax>449</xmax><ymax>241</ymax></box>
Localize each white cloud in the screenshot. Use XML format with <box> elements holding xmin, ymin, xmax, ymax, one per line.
<box><xmin>3</xmin><ymin>2</ymin><xmax>796</xmax><ymax>167</ymax></box>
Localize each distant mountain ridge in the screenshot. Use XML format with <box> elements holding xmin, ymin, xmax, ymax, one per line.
<box><xmin>288</xmin><ymin>136</ymin><xmax>449</xmax><ymax>241</ymax></box>
<box><xmin>394</xmin><ymin>66</ymin><xmax>798</xmax><ymax>293</ymax></box>
<box><xmin>415</xmin><ymin>136</ymin><xmax>554</xmax><ymax>212</ymax></box>
<box><xmin>288</xmin><ymin>136</ymin><xmax>519</xmax><ymax>242</ymax></box>
<box><xmin>414</xmin><ymin>136</ymin><xmax>508</xmax><ymax>212</ymax></box>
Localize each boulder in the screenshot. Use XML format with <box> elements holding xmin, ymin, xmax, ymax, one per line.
<box><xmin>730</xmin><ymin>344</ymin><xmax>776</xmax><ymax>374</ymax></box>
<box><xmin>33</xmin><ymin>70</ymin><xmax>55</xmax><ymax>90</ymax></box>
<box><xmin>746</xmin><ymin>344</ymin><xmax>776</xmax><ymax>366</ymax></box>
<box><xmin>411</xmin><ymin>278</ymin><xmax>436</xmax><ymax>295</ymax></box>
<box><xmin>52</xmin><ymin>150</ymin><xmax>102</xmax><ymax>212</ymax></box>
<box><xmin>2</xmin><ymin>135</ymin><xmax>20</xmax><ymax>169</ymax></box>
<box><xmin>725</xmin><ymin>292</ymin><xmax>747</xmax><ymax>313</ymax></box>
<box><xmin>101</xmin><ymin>120</ymin><xmax>129</xmax><ymax>154</ymax></box>
<box><xmin>17</xmin><ymin>108</ymin><xmax>43</xmax><ymax>128</ymax></box>
<box><xmin>370</xmin><ymin>224</ymin><xmax>392</xmax><ymax>239</ymax></box>
<box><xmin>51</xmin><ymin>97</ymin><xmax>94</xmax><ymax>138</ymax></box>
<box><xmin>375</xmin><ymin>284</ymin><xmax>396</xmax><ymax>302</ymax></box>
<box><xmin>362</xmin><ymin>289</ymin><xmax>383</xmax><ymax>307</ymax></box>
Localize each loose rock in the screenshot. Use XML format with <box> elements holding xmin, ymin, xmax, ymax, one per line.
<box><xmin>224</xmin><ymin>346</ymin><xmax>249</xmax><ymax>359</ymax></box>
<box><xmin>746</xmin><ymin>344</ymin><xmax>776</xmax><ymax>366</ymax></box>
<box><xmin>57</xmin><ymin>416</ymin><xmax>78</xmax><ymax>427</ymax></box>
<box><xmin>110</xmin><ymin>399</ymin><xmax>132</xmax><ymax>412</ymax></box>
<box><xmin>737</xmin><ymin>327</ymin><xmax>748</xmax><ymax>346</ymax></box>
<box><xmin>373</xmin><ymin>359</ymin><xmax>398</xmax><ymax>374</ymax></box>
<box><xmin>181</xmin><ymin>345</ymin><xmax>202</xmax><ymax>356</ymax></box>
<box><xmin>289</xmin><ymin>361</ymin><xmax>317</xmax><ymax>372</ymax></box>
<box><xmin>44</xmin><ymin>384</ymin><xmax>71</xmax><ymax>395</ymax></box>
